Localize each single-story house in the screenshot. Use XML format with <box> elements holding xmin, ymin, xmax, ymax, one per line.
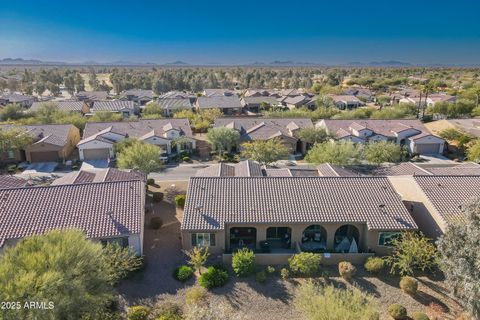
<box><xmin>243</xmin><ymin>89</ymin><xmax>277</xmax><ymax>97</ymax></box>
<box><xmin>120</xmin><ymin>89</ymin><xmax>154</xmax><ymax>106</ymax></box>
<box><xmin>0</xmin><ymin>180</ymin><xmax>145</xmax><ymax>255</ymax></box>
<box><xmin>0</xmin><ymin>175</ymin><xmax>28</xmax><ymax>189</ymax></box>
<box><xmin>0</xmin><ymin>93</ymin><xmax>37</xmax><ymax>108</ymax></box>
<box><xmin>195</xmin><ymin>96</ymin><xmax>243</xmax><ymax>115</ymax></box>
<box><xmin>283</xmin><ymin>95</ymin><xmax>312</xmax><ymax>110</ymax></box>
<box><xmin>329</xmin><ymin>95</ymin><xmax>363</xmax><ymax>110</ymax></box>
<box><xmin>0</xmin><ymin>124</ymin><xmax>80</xmax><ymax>163</ymax></box>
<box><xmin>181</xmin><ymin>177</ymin><xmax>417</xmax><ymax>264</ymax></box>
<box><xmin>159</xmin><ymin>91</ymin><xmax>197</xmax><ymax>103</ymax></box>
<box><xmin>203</xmin><ymin>89</ymin><xmax>236</xmax><ymax>97</ymax></box>
<box><xmin>214</xmin><ymin>117</ymin><xmax>314</xmax><ymax>155</ymax></box>
<box><xmin>241</xmin><ymin>96</ymin><xmax>281</xmax><ymax>113</ymax></box>
<box><xmin>87</xmin><ymin>100</ymin><xmax>138</xmax><ymax>118</ymax></box>
<box><xmin>316</xmin><ymin>119</ymin><xmax>445</xmax><ymax>155</ymax></box>
<box><xmin>29</xmin><ymin>100</ymin><xmax>87</xmax><ymax>113</ymax></box>
<box><xmin>51</xmin><ymin>167</ymin><xmax>146</xmax><ymax>185</ymax></box>
<box><xmin>156</xmin><ymin>98</ymin><xmax>193</xmax><ymax>116</ymax></box>
<box><xmin>78</xmin><ymin>119</ymin><xmax>195</xmax><ymax>161</ymax></box>
<box><xmin>373</xmin><ymin>162</ymin><xmax>480</xmax><ymax>176</ymax></box>
<box><xmin>426</xmin><ymin>94</ymin><xmax>456</xmax><ymax>106</ymax></box>
<box><xmin>75</xmin><ymin>91</ymin><xmax>109</xmax><ymax>102</ymax></box>
<box><xmin>389</xmin><ymin>175</ymin><xmax>480</xmax><ymax>239</ymax></box>
<box><xmin>344</xmin><ymin>87</ymin><xmax>375</xmax><ymax>102</ymax></box>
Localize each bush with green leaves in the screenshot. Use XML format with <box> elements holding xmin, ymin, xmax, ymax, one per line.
<box><xmin>153</xmin><ymin>301</ymin><xmax>183</xmax><ymax>320</ymax></box>
<box><xmin>338</xmin><ymin>261</ymin><xmax>356</xmax><ymax>281</ymax></box>
<box><xmin>280</xmin><ymin>267</ymin><xmax>290</xmax><ymax>280</ymax></box>
<box><xmin>185</xmin><ymin>286</ymin><xmax>207</xmax><ymax>305</ymax></box>
<box><xmin>412</xmin><ymin>312</ymin><xmax>430</xmax><ymax>320</ymax></box>
<box><xmin>400</xmin><ymin>276</ymin><xmax>418</xmax><ymax>295</ymax></box>
<box><xmin>288</xmin><ymin>252</ymin><xmax>322</xmax><ymax>277</ymax></box>
<box><xmin>256</xmin><ymin>271</ymin><xmax>267</xmax><ymax>284</ymax></box>
<box><xmin>266</xmin><ymin>265</ymin><xmax>276</xmax><ymax>275</ymax></box>
<box><xmin>364</xmin><ymin>257</ymin><xmax>385</xmax><ymax>274</ymax></box>
<box><xmin>294</xmin><ymin>281</ymin><xmax>379</xmax><ymax>320</ymax></box>
<box><xmin>198</xmin><ymin>266</ymin><xmax>229</xmax><ymax>289</ymax></box>
<box><xmin>102</xmin><ymin>243</ymin><xmax>144</xmax><ymax>285</ymax></box>
<box><xmin>184</xmin><ymin>246</ymin><xmax>209</xmax><ymax>274</ymax></box>
<box><xmin>232</xmin><ymin>248</ymin><xmax>256</xmax><ymax>277</ymax></box>
<box><xmin>388</xmin><ymin>304</ymin><xmax>407</xmax><ymax>320</ymax></box>
<box><xmin>305</xmin><ymin>140</ymin><xmax>363</xmax><ymax>165</ymax></box>
<box><xmin>174</xmin><ymin>265</ymin><xmax>193</xmax><ymax>282</ymax></box>
<box><xmin>127</xmin><ymin>306</ymin><xmax>151</xmax><ymax>320</ymax></box>
<box><xmin>363</xmin><ymin>141</ymin><xmax>406</xmax><ymax>165</ymax></box>
<box><xmin>175</xmin><ymin>194</ymin><xmax>186</xmax><ymax>208</ymax></box>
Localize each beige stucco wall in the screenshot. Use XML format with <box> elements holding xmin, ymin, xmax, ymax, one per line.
<box><xmin>388</xmin><ymin>176</ymin><xmax>445</xmax><ymax>239</ymax></box>
<box><xmin>25</xmin><ymin>125</ymin><xmax>80</xmax><ymax>162</ymax></box>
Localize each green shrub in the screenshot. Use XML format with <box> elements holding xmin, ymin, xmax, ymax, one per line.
<box><xmin>182</xmin><ymin>156</ymin><xmax>191</xmax><ymax>162</ymax></box>
<box><xmin>388</xmin><ymin>304</ymin><xmax>407</xmax><ymax>320</ymax></box>
<box><xmin>400</xmin><ymin>276</ymin><xmax>418</xmax><ymax>295</ymax></box>
<box><xmin>288</xmin><ymin>252</ymin><xmax>322</xmax><ymax>277</ymax></box>
<box><xmin>412</xmin><ymin>312</ymin><xmax>430</xmax><ymax>320</ymax></box>
<box><xmin>150</xmin><ymin>217</ymin><xmax>163</xmax><ymax>229</ymax></box>
<box><xmin>256</xmin><ymin>271</ymin><xmax>267</xmax><ymax>284</ymax></box>
<box><xmin>185</xmin><ymin>286</ymin><xmax>207</xmax><ymax>305</ymax></box>
<box><xmin>364</xmin><ymin>257</ymin><xmax>385</xmax><ymax>274</ymax></box>
<box><xmin>266</xmin><ymin>265</ymin><xmax>276</xmax><ymax>275</ymax></box>
<box><xmin>338</xmin><ymin>261</ymin><xmax>357</xmax><ymax>281</ymax></box>
<box><xmin>198</xmin><ymin>266</ymin><xmax>228</xmax><ymax>289</ymax></box>
<box><xmin>146</xmin><ymin>178</ymin><xmax>155</xmax><ymax>186</ymax></box>
<box><xmin>127</xmin><ymin>306</ymin><xmax>150</xmax><ymax>320</ymax></box>
<box><xmin>280</xmin><ymin>267</ymin><xmax>290</xmax><ymax>280</ymax></box>
<box><xmin>152</xmin><ymin>192</ymin><xmax>164</xmax><ymax>202</ymax></box>
<box><xmin>174</xmin><ymin>194</ymin><xmax>186</xmax><ymax>208</ymax></box>
<box><xmin>154</xmin><ymin>301</ymin><xmax>183</xmax><ymax>320</ymax></box>
<box><xmin>232</xmin><ymin>248</ymin><xmax>256</xmax><ymax>277</ymax></box>
<box><xmin>174</xmin><ymin>265</ymin><xmax>193</xmax><ymax>282</ymax></box>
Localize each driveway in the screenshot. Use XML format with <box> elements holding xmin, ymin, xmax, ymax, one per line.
<box><xmin>81</xmin><ymin>159</ymin><xmax>110</xmax><ymax>170</ymax></box>
<box><xmin>149</xmin><ymin>163</ymin><xmax>209</xmax><ymax>182</ymax></box>
<box><xmin>21</xmin><ymin>162</ymin><xmax>58</xmax><ymax>175</ymax></box>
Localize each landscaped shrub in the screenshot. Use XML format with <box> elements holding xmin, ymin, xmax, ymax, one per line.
<box><xmin>127</xmin><ymin>306</ymin><xmax>151</xmax><ymax>320</ymax></box>
<box><xmin>412</xmin><ymin>312</ymin><xmax>430</xmax><ymax>320</ymax></box>
<box><xmin>152</xmin><ymin>192</ymin><xmax>164</xmax><ymax>202</ymax></box>
<box><xmin>388</xmin><ymin>304</ymin><xmax>407</xmax><ymax>320</ymax></box>
<box><xmin>185</xmin><ymin>286</ymin><xmax>207</xmax><ymax>305</ymax></box>
<box><xmin>232</xmin><ymin>248</ymin><xmax>256</xmax><ymax>277</ymax></box>
<box><xmin>175</xmin><ymin>194</ymin><xmax>186</xmax><ymax>208</ymax></box>
<box><xmin>280</xmin><ymin>267</ymin><xmax>290</xmax><ymax>280</ymax></box>
<box><xmin>266</xmin><ymin>265</ymin><xmax>276</xmax><ymax>275</ymax></box>
<box><xmin>400</xmin><ymin>276</ymin><xmax>418</xmax><ymax>295</ymax></box>
<box><xmin>150</xmin><ymin>217</ymin><xmax>163</xmax><ymax>229</ymax></box>
<box><xmin>182</xmin><ymin>156</ymin><xmax>191</xmax><ymax>162</ymax></box>
<box><xmin>154</xmin><ymin>301</ymin><xmax>183</xmax><ymax>320</ymax></box>
<box><xmin>174</xmin><ymin>265</ymin><xmax>193</xmax><ymax>282</ymax></box>
<box><xmin>338</xmin><ymin>261</ymin><xmax>357</xmax><ymax>281</ymax></box>
<box><xmin>256</xmin><ymin>271</ymin><xmax>267</xmax><ymax>284</ymax></box>
<box><xmin>364</xmin><ymin>257</ymin><xmax>385</xmax><ymax>274</ymax></box>
<box><xmin>288</xmin><ymin>252</ymin><xmax>322</xmax><ymax>277</ymax></box>
<box><xmin>146</xmin><ymin>178</ymin><xmax>155</xmax><ymax>186</ymax></box>
<box><xmin>198</xmin><ymin>266</ymin><xmax>229</xmax><ymax>289</ymax></box>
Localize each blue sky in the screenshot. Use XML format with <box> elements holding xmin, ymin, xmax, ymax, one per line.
<box><xmin>0</xmin><ymin>0</ymin><xmax>479</xmax><ymax>65</ymax></box>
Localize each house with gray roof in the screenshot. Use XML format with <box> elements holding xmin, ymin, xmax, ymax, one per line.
<box><xmin>214</xmin><ymin>118</ymin><xmax>314</xmax><ymax>155</ymax></box>
<box><xmin>196</xmin><ymin>96</ymin><xmax>242</xmax><ymax>115</ymax></box>
<box><xmin>389</xmin><ymin>175</ymin><xmax>480</xmax><ymax>239</ymax></box>
<box><xmin>203</xmin><ymin>89</ymin><xmax>236</xmax><ymax>97</ymax></box>
<box><xmin>51</xmin><ymin>167</ymin><xmax>146</xmax><ymax>185</ymax></box>
<box><xmin>75</xmin><ymin>91</ymin><xmax>109</xmax><ymax>102</ymax></box>
<box><xmin>0</xmin><ymin>180</ymin><xmax>145</xmax><ymax>254</ymax></box>
<box><xmin>120</xmin><ymin>89</ymin><xmax>154</xmax><ymax>106</ymax></box>
<box><xmin>77</xmin><ymin>119</ymin><xmax>196</xmax><ymax>161</ymax></box>
<box><xmin>374</xmin><ymin>162</ymin><xmax>480</xmax><ymax>176</ymax></box>
<box><xmin>240</xmin><ymin>96</ymin><xmax>281</xmax><ymax>113</ymax></box>
<box><xmin>87</xmin><ymin>100</ymin><xmax>138</xmax><ymax>118</ymax></box>
<box><xmin>29</xmin><ymin>100</ymin><xmax>88</xmax><ymax>113</ymax></box>
<box><xmin>0</xmin><ymin>93</ymin><xmax>37</xmax><ymax>108</ymax></box>
<box><xmin>0</xmin><ymin>124</ymin><xmax>80</xmax><ymax>163</ymax></box>
<box><xmin>156</xmin><ymin>98</ymin><xmax>193</xmax><ymax>116</ymax></box>
<box><xmin>316</xmin><ymin>119</ymin><xmax>445</xmax><ymax>155</ymax></box>
<box><xmin>329</xmin><ymin>95</ymin><xmax>363</xmax><ymax>110</ymax></box>
<box><xmin>181</xmin><ymin>176</ymin><xmax>417</xmax><ymax>264</ymax></box>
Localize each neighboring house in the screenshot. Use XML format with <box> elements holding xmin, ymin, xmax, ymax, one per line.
<box><xmin>329</xmin><ymin>95</ymin><xmax>363</xmax><ymax>110</ymax></box>
<box><xmin>0</xmin><ymin>175</ymin><xmax>28</xmax><ymax>189</ymax></box>
<box><xmin>159</xmin><ymin>91</ymin><xmax>196</xmax><ymax>103</ymax></box>
<box><xmin>316</xmin><ymin>163</ymin><xmax>360</xmax><ymax>177</ymax></box>
<box><xmin>120</xmin><ymin>89</ymin><xmax>154</xmax><ymax>106</ymax></box>
<box><xmin>426</xmin><ymin>94</ymin><xmax>456</xmax><ymax>106</ymax></box>
<box><xmin>283</xmin><ymin>95</ymin><xmax>312</xmax><ymax>109</ymax></box>
<box><xmin>0</xmin><ymin>93</ymin><xmax>37</xmax><ymax>108</ymax></box>
<box><xmin>78</xmin><ymin>119</ymin><xmax>195</xmax><ymax>161</ymax></box>
<box><xmin>29</xmin><ymin>100</ymin><xmax>87</xmax><ymax>113</ymax></box>
<box><xmin>203</xmin><ymin>89</ymin><xmax>236</xmax><ymax>97</ymax></box>
<box><xmin>241</xmin><ymin>96</ymin><xmax>281</xmax><ymax>113</ymax></box>
<box><xmin>87</xmin><ymin>100</ymin><xmax>138</xmax><ymax>118</ymax></box>
<box><xmin>195</xmin><ymin>96</ymin><xmax>243</xmax><ymax>115</ymax></box>
<box><xmin>0</xmin><ymin>180</ymin><xmax>145</xmax><ymax>255</ymax></box>
<box><xmin>316</xmin><ymin>119</ymin><xmax>445</xmax><ymax>155</ymax></box>
<box><xmin>0</xmin><ymin>124</ymin><xmax>80</xmax><ymax>163</ymax></box>
<box><xmin>373</xmin><ymin>162</ymin><xmax>480</xmax><ymax>176</ymax></box>
<box><xmin>389</xmin><ymin>175</ymin><xmax>480</xmax><ymax>239</ymax></box>
<box><xmin>244</xmin><ymin>89</ymin><xmax>276</xmax><ymax>97</ymax></box>
<box><xmin>181</xmin><ymin>177</ymin><xmax>417</xmax><ymax>265</ymax></box>
<box><xmin>399</xmin><ymin>96</ymin><xmax>425</xmax><ymax>107</ymax></box>
<box><xmin>75</xmin><ymin>91</ymin><xmax>109</xmax><ymax>102</ymax></box>
<box><xmin>214</xmin><ymin>118</ymin><xmax>314</xmax><ymax>155</ymax></box>
<box><xmin>344</xmin><ymin>87</ymin><xmax>375</xmax><ymax>102</ymax></box>
<box><xmin>52</xmin><ymin>167</ymin><xmax>146</xmax><ymax>185</ymax></box>
<box><xmin>156</xmin><ymin>98</ymin><xmax>193</xmax><ymax>116</ymax></box>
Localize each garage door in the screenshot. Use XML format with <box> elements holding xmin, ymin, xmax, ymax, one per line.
<box><xmin>30</xmin><ymin>151</ymin><xmax>60</xmax><ymax>162</ymax></box>
<box><xmin>83</xmin><ymin>148</ymin><xmax>111</xmax><ymax>160</ymax></box>
<box><xmin>416</xmin><ymin>144</ymin><xmax>439</xmax><ymax>155</ymax></box>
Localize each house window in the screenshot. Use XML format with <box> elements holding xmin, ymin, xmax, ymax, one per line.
<box><xmin>191</xmin><ymin>233</ymin><xmax>216</xmax><ymax>247</ymax></box>
<box><xmin>378</xmin><ymin>232</ymin><xmax>401</xmax><ymax>246</ymax></box>
<box><xmin>7</xmin><ymin>150</ymin><xmax>15</xmax><ymax>159</ymax></box>
<box><xmin>101</xmin><ymin>237</ymin><xmax>129</xmax><ymax>248</ymax></box>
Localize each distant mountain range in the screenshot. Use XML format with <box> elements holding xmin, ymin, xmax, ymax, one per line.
<box><xmin>0</xmin><ymin>58</ymin><xmax>476</xmax><ymax>67</ymax></box>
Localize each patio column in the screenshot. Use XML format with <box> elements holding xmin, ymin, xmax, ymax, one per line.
<box><xmin>324</xmin><ymin>225</ymin><xmax>337</xmax><ymax>252</ymax></box>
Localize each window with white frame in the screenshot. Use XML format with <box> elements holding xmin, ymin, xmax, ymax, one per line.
<box><xmin>378</xmin><ymin>232</ymin><xmax>401</xmax><ymax>246</ymax></box>
<box><xmin>191</xmin><ymin>233</ymin><xmax>216</xmax><ymax>247</ymax></box>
